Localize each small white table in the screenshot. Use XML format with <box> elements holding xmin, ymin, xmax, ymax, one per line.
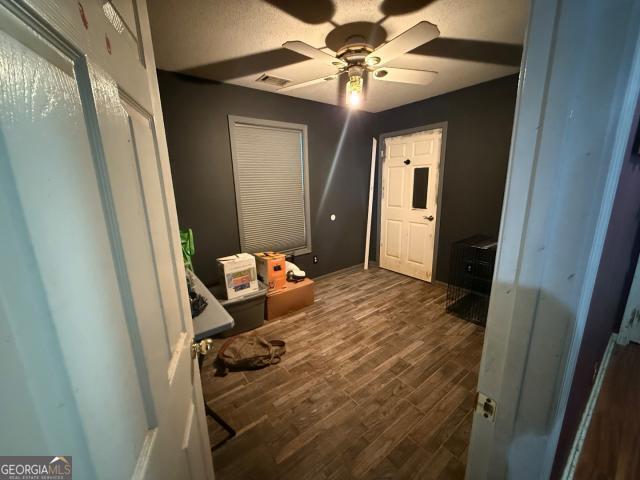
<box><xmin>191</xmin><ymin>273</ymin><xmax>234</xmax><ymax>340</ymax></box>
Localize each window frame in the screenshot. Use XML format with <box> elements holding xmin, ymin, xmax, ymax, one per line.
<box><xmin>228</xmin><ymin>115</ymin><xmax>312</xmax><ymax>255</ymax></box>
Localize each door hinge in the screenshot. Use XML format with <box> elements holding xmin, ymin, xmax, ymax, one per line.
<box><xmin>475</xmin><ymin>391</ymin><xmax>497</xmax><ymax>422</ymax></box>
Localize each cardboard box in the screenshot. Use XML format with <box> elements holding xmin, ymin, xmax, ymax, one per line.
<box><xmin>253</xmin><ymin>252</ymin><xmax>287</xmax><ymax>291</ymax></box>
<box><xmin>266</xmin><ymin>278</ymin><xmax>314</xmax><ymax>320</ymax></box>
<box><xmin>216</xmin><ymin>253</ymin><xmax>258</xmax><ymax>300</ymax></box>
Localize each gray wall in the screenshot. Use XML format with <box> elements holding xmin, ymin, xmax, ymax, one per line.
<box><xmin>157</xmin><ymin>71</ymin><xmax>518</xmax><ymax>285</ymax></box>
<box><xmin>372</xmin><ymin>74</ymin><xmax>519</xmax><ymax>282</ymax></box>
<box><xmin>157</xmin><ymin>71</ymin><xmax>376</xmax><ymax>286</ymax></box>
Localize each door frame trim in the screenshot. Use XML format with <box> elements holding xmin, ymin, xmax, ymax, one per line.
<box><xmin>466</xmin><ymin>0</ymin><xmax>640</xmax><ymax>477</ymax></box>
<box><xmin>561</xmin><ymin>333</ymin><xmax>617</xmax><ymax>479</ymax></box>
<box><xmin>376</xmin><ymin>122</ymin><xmax>448</xmax><ymax>281</ymax></box>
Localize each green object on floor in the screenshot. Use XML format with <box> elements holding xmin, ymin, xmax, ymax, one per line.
<box><xmin>180</xmin><ymin>228</ymin><xmax>195</xmax><ymax>272</ymax></box>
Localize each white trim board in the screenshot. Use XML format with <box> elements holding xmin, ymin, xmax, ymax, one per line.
<box><xmin>363</xmin><ymin>138</ymin><xmax>377</xmax><ymax>270</ymax></box>
<box><xmin>561</xmin><ymin>333</ymin><xmax>617</xmax><ymax>479</ymax></box>
<box><xmin>467</xmin><ymin>0</ymin><xmax>640</xmax><ymax>478</ymax></box>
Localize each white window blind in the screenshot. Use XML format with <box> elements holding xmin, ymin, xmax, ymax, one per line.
<box><xmin>228</xmin><ymin>116</ymin><xmax>311</xmax><ymax>254</ymax></box>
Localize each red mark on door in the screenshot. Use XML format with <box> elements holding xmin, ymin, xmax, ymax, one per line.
<box><xmin>105</xmin><ymin>35</ymin><xmax>112</xmax><ymax>55</ymax></box>
<box><xmin>78</xmin><ymin>2</ymin><xmax>88</xmax><ymax>29</ymax></box>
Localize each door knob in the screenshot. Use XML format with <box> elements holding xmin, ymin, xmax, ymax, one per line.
<box><xmin>191</xmin><ymin>338</ymin><xmax>214</xmax><ymax>358</ymax></box>
<box><xmin>404</xmin><ymin>159</ymin><xmax>411</xmax><ymax>165</ymax></box>
<box><xmin>424</xmin><ymin>215</ymin><xmax>434</xmax><ymax>221</ymax></box>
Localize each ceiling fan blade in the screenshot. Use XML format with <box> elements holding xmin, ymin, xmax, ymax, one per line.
<box><xmin>372</xmin><ymin>67</ymin><xmax>437</xmax><ymax>85</ymax></box>
<box><xmin>367</xmin><ymin>21</ymin><xmax>440</xmax><ymax>66</ymax></box>
<box><xmin>282</xmin><ymin>40</ymin><xmax>347</xmax><ymax>67</ymax></box>
<box><xmin>278</xmin><ymin>72</ymin><xmax>344</xmax><ymax>92</ymax></box>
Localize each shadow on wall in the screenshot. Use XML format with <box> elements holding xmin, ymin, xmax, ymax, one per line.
<box><xmin>157</xmin><ymin>70</ymin><xmax>377</xmax><ymax>286</ymax></box>
<box><xmin>551</xmin><ymin>132</ymin><xmax>640</xmax><ymax>477</ymax></box>
<box><xmin>157</xmin><ymin>72</ymin><xmax>518</xmax><ymax>286</ymax></box>
<box><xmin>477</xmin><ymin>280</ymin><xmax>576</xmax><ymax>480</ymax></box>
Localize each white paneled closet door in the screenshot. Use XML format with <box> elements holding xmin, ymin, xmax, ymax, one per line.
<box><xmin>0</xmin><ymin>1</ymin><xmax>213</xmax><ymax>478</ymax></box>
<box><xmin>380</xmin><ymin>128</ymin><xmax>443</xmax><ymax>281</ymax></box>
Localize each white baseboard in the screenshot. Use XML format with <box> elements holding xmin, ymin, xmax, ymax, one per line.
<box><xmin>561</xmin><ymin>333</ymin><xmax>617</xmax><ymax>479</ymax></box>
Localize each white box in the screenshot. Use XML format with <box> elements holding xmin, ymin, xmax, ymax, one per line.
<box><xmin>217</xmin><ymin>253</ymin><xmax>258</xmax><ymax>300</ymax></box>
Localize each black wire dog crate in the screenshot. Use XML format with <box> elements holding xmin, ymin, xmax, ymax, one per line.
<box><xmin>446</xmin><ymin>235</ymin><xmax>498</xmax><ymax>326</ymax></box>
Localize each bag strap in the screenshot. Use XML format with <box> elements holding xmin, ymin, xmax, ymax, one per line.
<box><xmin>269</xmin><ymin>340</ymin><xmax>286</xmax><ymax>364</ymax></box>
<box><xmin>265</xmin><ymin>339</ymin><xmax>276</xmax><ymax>364</ymax></box>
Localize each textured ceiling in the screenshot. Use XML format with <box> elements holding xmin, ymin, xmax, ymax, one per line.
<box><xmin>148</xmin><ymin>0</ymin><xmax>528</xmax><ymax>112</ymax></box>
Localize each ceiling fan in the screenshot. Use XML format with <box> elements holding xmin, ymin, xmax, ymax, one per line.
<box><xmin>279</xmin><ymin>21</ymin><xmax>440</xmax><ymax>107</ymax></box>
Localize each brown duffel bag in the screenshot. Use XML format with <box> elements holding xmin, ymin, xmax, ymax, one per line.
<box><xmin>215</xmin><ymin>336</ymin><xmax>286</xmax><ymax>376</ymax></box>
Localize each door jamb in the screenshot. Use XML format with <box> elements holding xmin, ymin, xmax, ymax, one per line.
<box><xmin>376</xmin><ymin>122</ymin><xmax>448</xmax><ymax>281</ymax></box>
<box><xmin>466</xmin><ymin>0</ymin><xmax>640</xmax><ymax>477</ymax></box>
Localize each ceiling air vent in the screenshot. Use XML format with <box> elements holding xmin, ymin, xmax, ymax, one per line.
<box><xmin>256</xmin><ymin>74</ymin><xmax>291</xmax><ymax>88</ymax></box>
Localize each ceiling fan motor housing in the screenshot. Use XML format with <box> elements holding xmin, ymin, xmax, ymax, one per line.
<box><xmin>337</xmin><ymin>43</ymin><xmax>374</xmax><ymax>67</ymax></box>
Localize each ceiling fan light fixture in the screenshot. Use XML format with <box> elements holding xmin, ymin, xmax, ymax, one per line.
<box><xmin>280</xmin><ymin>20</ymin><xmax>441</xmax><ymax>107</ymax></box>
<box><xmin>348</xmin><ymin>90</ymin><xmax>362</xmax><ymax>107</ymax></box>
<box><xmin>346</xmin><ymin>73</ymin><xmax>363</xmax><ymax>108</ymax></box>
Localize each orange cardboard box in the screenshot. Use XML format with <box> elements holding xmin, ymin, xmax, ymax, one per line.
<box><xmin>253</xmin><ymin>252</ymin><xmax>287</xmax><ymax>291</ymax></box>
<box><xmin>266</xmin><ymin>278</ymin><xmax>314</xmax><ymax>320</ymax></box>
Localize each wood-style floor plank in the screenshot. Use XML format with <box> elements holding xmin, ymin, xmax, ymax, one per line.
<box><xmin>574</xmin><ymin>342</ymin><xmax>640</xmax><ymax>480</ymax></box>
<box><xmin>201</xmin><ymin>266</ymin><xmax>484</xmax><ymax>479</ymax></box>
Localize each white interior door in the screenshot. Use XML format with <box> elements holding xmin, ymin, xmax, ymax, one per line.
<box><xmin>379</xmin><ymin>128</ymin><xmax>443</xmax><ymax>281</ymax></box>
<box><xmin>0</xmin><ymin>1</ymin><xmax>213</xmax><ymax>478</ymax></box>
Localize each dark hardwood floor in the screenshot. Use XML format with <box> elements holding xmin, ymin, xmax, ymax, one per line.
<box><xmin>574</xmin><ymin>342</ymin><xmax>640</xmax><ymax>479</ymax></box>
<box><xmin>200</xmin><ymin>266</ymin><xmax>484</xmax><ymax>480</ymax></box>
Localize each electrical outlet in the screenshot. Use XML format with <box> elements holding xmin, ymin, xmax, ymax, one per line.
<box><xmin>313</xmin><ymin>255</ymin><xmax>319</xmax><ymax>264</ymax></box>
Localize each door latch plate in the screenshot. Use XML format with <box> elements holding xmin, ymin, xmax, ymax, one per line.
<box><xmin>475</xmin><ymin>392</ymin><xmax>497</xmax><ymax>422</ymax></box>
